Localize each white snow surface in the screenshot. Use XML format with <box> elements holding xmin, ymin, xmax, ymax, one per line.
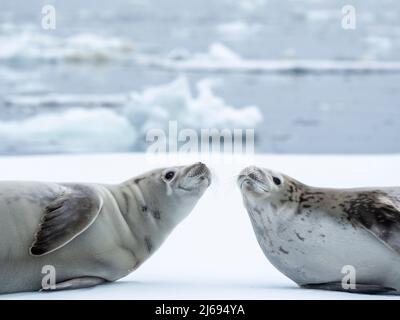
<box><xmin>1</xmin><ymin>153</ymin><xmax>400</xmax><ymax>300</ymax></box>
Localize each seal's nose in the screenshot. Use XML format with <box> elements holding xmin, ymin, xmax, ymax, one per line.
<box><xmin>238</xmin><ymin>166</ymin><xmax>263</xmax><ymax>181</ymax></box>
<box><xmin>184</xmin><ymin>162</ymin><xmax>211</xmax><ymax>187</ymax></box>
<box><xmin>248</xmin><ymin>172</ymin><xmax>259</xmax><ymax>181</ymax></box>
<box><xmin>195</xmin><ymin>162</ymin><xmax>206</xmax><ymax>169</ymax></box>
<box><xmin>237</xmin><ymin>166</ymin><xmax>267</xmax><ymax>191</ymax></box>
<box><xmin>186</xmin><ymin>162</ymin><xmax>210</xmax><ymax>178</ymax></box>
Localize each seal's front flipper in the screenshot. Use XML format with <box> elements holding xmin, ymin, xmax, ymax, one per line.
<box><xmin>30</xmin><ymin>184</ymin><xmax>104</xmax><ymax>256</ymax></box>
<box><xmin>301</xmin><ymin>283</ymin><xmax>396</xmax><ymax>294</ymax></box>
<box><xmin>40</xmin><ymin>277</ymin><xmax>106</xmax><ymax>292</ymax></box>
<box><xmin>348</xmin><ymin>193</ymin><xmax>400</xmax><ymax>255</ymax></box>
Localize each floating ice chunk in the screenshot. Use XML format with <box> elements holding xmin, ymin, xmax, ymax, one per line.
<box><xmin>124</xmin><ymin>76</ymin><xmax>263</xmax><ymax>136</ymax></box>
<box><xmin>4</xmin><ymin>75</ymin><xmax>263</xmax><ymax>137</ymax></box>
<box><xmin>191</xmin><ymin>78</ymin><xmax>262</xmax><ymax>128</ymax></box>
<box><xmin>140</xmin><ymin>43</ymin><xmax>245</xmax><ymax>71</ymax></box>
<box><xmin>0</xmin><ymin>29</ymin><xmax>134</xmax><ymax>62</ymax></box>
<box><xmin>0</xmin><ymin>77</ymin><xmax>262</xmax><ymax>153</ymax></box>
<box><xmin>143</xmin><ymin>43</ymin><xmax>400</xmax><ymax>74</ymax></box>
<box><xmin>0</xmin><ymin>108</ymin><xmax>136</xmax><ymax>154</ymax></box>
<box><xmin>62</xmin><ymin>33</ymin><xmax>134</xmax><ymax>62</ymax></box>
<box><xmin>206</xmin><ymin>43</ymin><xmax>242</xmax><ymax>62</ymax></box>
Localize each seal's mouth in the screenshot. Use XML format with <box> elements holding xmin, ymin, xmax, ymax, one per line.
<box><xmin>179</xmin><ymin>162</ymin><xmax>211</xmax><ymax>191</ymax></box>
<box><xmin>238</xmin><ymin>176</ymin><xmax>269</xmax><ymax>193</ymax></box>
<box><xmin>237</xmin><ymin>167</ymin><xmax>269</xmax><ymax>194</ymax></box>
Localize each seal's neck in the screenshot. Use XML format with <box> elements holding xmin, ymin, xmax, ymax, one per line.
<box><xmin>105</xmin><ymin>182</ymin><xmax>175</xmax><ymax>254</ymax></box>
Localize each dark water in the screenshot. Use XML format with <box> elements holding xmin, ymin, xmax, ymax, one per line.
<box><xmin>0</xmin><ymin>0</ymin><xmax>399</xmax><ymax>154</ymax></box>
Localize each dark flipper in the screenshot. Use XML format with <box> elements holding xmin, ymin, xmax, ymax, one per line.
<box><xmin>301</xmin><ymin>282</ymin><xmax>397</xmax><ymax>294</ymax></box>
<box><xmin>343</xmin><ymin>191</ymin><xmax>400</xmax><ymax>255</ymax></box>
<box><xmin>30</xmin><ymin>184</ymin><xmax>103</xmax><ymax>256</ymax></box>
<box><xmin>40</xmin><ymin>277</ymin><xmax>106</xmax><ymax>292</ymax></box>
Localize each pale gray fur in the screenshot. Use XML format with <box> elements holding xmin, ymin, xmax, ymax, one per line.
<box><xmin>0</xmin><ymin>162</ymin><xmax>210</xmax><ymax>294</ymax></box>
<box><xmin>238</xmin><ymin>166</ymin><xmax>400</xmax><ymax>294</ymax></box>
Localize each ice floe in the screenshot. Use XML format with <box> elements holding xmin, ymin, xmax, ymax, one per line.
<box><xmin>0</xmin><ymin>77</ymin><xmax>262</xmax><ymax>154</ymax></box>
<box><xmin>140</xmin><ymin>43</ymin><xmax>400</xmax><ymax>74</ymax></box>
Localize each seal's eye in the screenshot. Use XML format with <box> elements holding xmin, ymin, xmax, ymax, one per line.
<box><xmin>272</xmin><ymin>177</ymin><xmax>281</xmax><ymax>186</ymax></box>
<box><xmin>164</xmin><ymin>171</ymin><xmax>175</xmax><ymax>180</ymax></box>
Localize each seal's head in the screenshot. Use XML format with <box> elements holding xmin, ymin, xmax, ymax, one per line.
<box><xmin>132</xmin><ymin>162</ymin><xmax>211</xmax><ymax>224</ymax></box>
<box><xmin>237</xmin><ymin>166</ymin><xmax>301</xmax><ymax>205</ymax></box>
<box><xmin>162</xmin><ymin>162</ymin><xmax>211</xmax><ymax>195</ymax></box>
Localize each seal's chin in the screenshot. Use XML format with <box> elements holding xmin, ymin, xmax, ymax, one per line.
<box><xmin>179</xmin><ymin>162</ymin><xmax>211</xmax><ymax>192</ymax></box>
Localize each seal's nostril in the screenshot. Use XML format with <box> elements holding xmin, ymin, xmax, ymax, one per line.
<box><xmin>196</xmin><ymin>162</ymin><xmax>206</xmax><ymax>169</ymax></box>
<box><xmin>248</xmin><ymin>173</ymin><xmax>258</xmax><ymax>180</ymax></box>
<box><xmin>187</xmin><ymin>162</ymin><xmax>209</xmax><ymax>178</ymax></box>
<box><xmin>242</xmin><ymin>166</ymin><xmax>262</xmax><ymax>177</ymax></box>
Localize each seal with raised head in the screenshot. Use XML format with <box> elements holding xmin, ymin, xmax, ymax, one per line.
<box><xmin>238</xmin><ymin>166</ymin><xmax>400</xmax><ymax>294</ymax></box>
<box><xmin>0</xmin><ymin>162</ymin><xmax>211</xmax><ymax>294</ymax></box>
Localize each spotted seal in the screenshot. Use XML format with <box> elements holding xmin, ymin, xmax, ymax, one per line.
<box><xmin>238</xmin><ymin>166</ymin><xmax>400</xmax><ymax>294</ymax></box>
<box><xmin>0</xmin><ymin>162</ymin><xmax>210</xmax><ymax>293</ymax></box>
